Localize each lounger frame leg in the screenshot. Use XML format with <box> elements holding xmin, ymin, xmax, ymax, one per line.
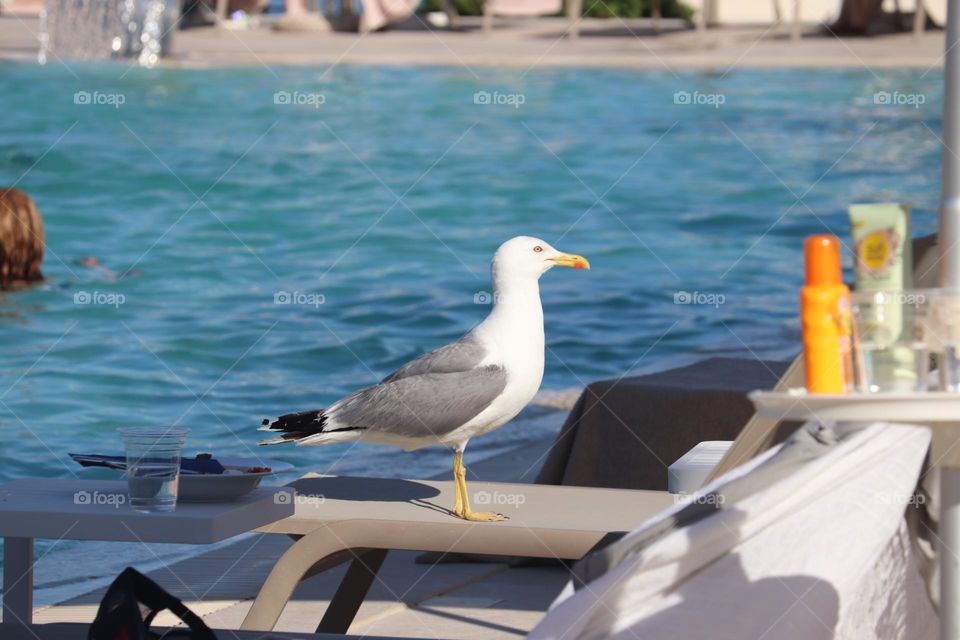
<box><xmin>696</xmin><ymin>0</ymin><xmax>708</xmax><ymax>32</ymax></box>
<box><xmin>567</xmin><ymin>0</ymin><xmax>582</xmax><ymax>39</ymax></box>
<box><xmin>704</xmin><ymin>356</ymin><xmax>804</xmax><ymax>484</ymax></box>
<box><xmin>243</xmin><ymin>519</ymin><xmax>580</xmax><ymax>632</ymax></box>
<box><xmin>791</xmin><ymin>0</ymin><xmax>802</xmax><ymax>41</ymax></box>
<box><xmin>215</xmin><ymin>0</ymin><xmax>228</xmax><ymax>28</ymax></box>
<box><xmin>316</xmin><ymin>548</ymin><xmax>388</xmax><ymax>633</ymax></box>
<box><xmin>241</xmin><ymin>524</ymin><xmax>397</xmax><ymax>632</ymax></box>
<box><xmin>442</xmin><ymin>0</ymin><xmax>459</xmax><ymax>29</ymax></box>
<box><xmin>2</xmin><ymin>537</ymin><xmax>33</xmax><ymax>626</ymax></box>
<box><xmin>914</xmin><ymin>0</ymin><xmax>926</xmax><ymax>37</ymax></box>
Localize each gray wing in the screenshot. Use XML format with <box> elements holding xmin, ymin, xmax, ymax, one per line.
<box><xmin>329</xmin><ymin>365</ymin><xmax>507</xmax><ymax>440</ymax></box>
<box><xmin>381</xmin><ymin>334</ymin><xmax>487</xmax><ymax>383</ymax></box>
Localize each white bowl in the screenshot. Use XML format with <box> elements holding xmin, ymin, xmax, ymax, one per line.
<box><xmin>178</xmin><ymin>457</ymin><xmax>294</xmax><ymax>502</ymax></box>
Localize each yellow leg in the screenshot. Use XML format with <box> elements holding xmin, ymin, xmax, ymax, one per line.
<box><xmin>452</xmin><ymin>452</ymin><xmax>464</xmax><ymax>514</ymax></box>
<box><xmin>451</xmin><ymin>450</ymin><xmax>507</xmax><ymax>522</ymax></box>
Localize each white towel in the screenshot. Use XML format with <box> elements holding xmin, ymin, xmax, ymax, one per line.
<box><xmin>529</xmin><ymin>422</ymin><xmax>936</xmax><ymax>640</ymax></box>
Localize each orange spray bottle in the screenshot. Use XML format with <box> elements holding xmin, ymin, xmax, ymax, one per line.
<box><xmin>801</xmin><ymin>235</ymin><xmax>853</xmax><ymax>394</ymax></box>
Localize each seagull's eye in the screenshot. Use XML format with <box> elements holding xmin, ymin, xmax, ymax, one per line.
<box><xmin>533</xmin><ymin>246</ymin><xmax>543</xmax><ymax>253</ymax></box>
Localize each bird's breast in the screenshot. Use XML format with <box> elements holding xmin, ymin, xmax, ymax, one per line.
<box><xmin>488</xmin><ymin>334</ymin><xmax>545</xmax><ymax>412</ymax></box>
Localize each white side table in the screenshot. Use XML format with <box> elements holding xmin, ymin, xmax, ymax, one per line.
<box><xmin>0</xmin><ymin>479</ymin><xmax>293</xmax><ymax>627</ymax></box>
<box><xmin>750</xmin><ymin>391</ymin><xmax>960</xmax><ymax>640</ymax></box>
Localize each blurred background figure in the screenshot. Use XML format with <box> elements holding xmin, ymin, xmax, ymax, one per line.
<box><xmin>180</xmin><ymin>0</ymin><xmax>272</xmax><ymax>28</ymax></box>
<box><xmin>0</xmin><ymin>187</ymin><xmax>44</xmax><ymax>290</ymax></box>
<box><xmin>272</xmin><ymin>0</ymin><xmax>332</xmax><ymax>32</ymax></box>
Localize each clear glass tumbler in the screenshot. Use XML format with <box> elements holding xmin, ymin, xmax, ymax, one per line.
<box><xmin>119</xmin><ymin>427</ymin><xmax>188</xmax><ymax>513</ymax></box>
<box><xmin>922</xmin><ymin>289</ymin><xmax>960</xmax><ymax>391</ymax></box>
<box><xmin>851</xmin><ymin>290</ymin><xmax>929</xmax><ymax>393</ymax></box>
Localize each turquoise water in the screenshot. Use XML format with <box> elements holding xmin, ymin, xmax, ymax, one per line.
<box><xmin>0</xmin><ymin>63</ymin><xmax>943</xmax><ymax>490</ymax></box>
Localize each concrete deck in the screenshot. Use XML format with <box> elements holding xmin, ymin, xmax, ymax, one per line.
<box><xmin>0</xmin><ymin>14</ymin><xmax>948</xmax><ymax>71</ymax></box>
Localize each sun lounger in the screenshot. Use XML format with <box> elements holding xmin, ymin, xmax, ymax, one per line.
<box><xmin>239</xmin><ymin>354</ymin><xmax>808</xmax><ymax>634</ymax></box>
<box><xmin>536</xmin><ymin>356</ymin><xmax>795</xmax><ymax>492</ymax></box>
<box><xmin>14</xmin><ymin>355</ymin><xmax>835</xmax><ymax>637</ymax></box>
<box><xmin>241</xmin><ymin>476</ymin><xmax>675</xmax><ymax>632</ymax></box>
<box><xmin>12</xmin><ymin>421</ymin><xmax>935</xmax><ymax>639</ymax></box>
<box><xmin>482</xmin><ymin>0</ymin><xmax>572</xmax><ymax>34</ymax></box>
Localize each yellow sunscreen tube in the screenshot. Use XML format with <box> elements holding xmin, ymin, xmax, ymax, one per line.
<box><xmin>849</xmin><ymin>203</ymin><xmax>911</xmax><ymax>292</ymax></box>
<box><xmin>849</xmin><ymin>203</ymin><xmax>913</xmax><ymax>386</ymax></box>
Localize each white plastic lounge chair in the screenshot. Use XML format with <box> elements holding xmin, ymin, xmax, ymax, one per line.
<box><xmin>482</xmin><ymin>0</ymin><xmax>658</xmax><ymax>39</ymax></box>
<box><xmin>232</xmin><ymin>358</ymin><xmax>809</xmax><ymax>634</ymax></box>
<box><xmin>528</xmin><ymin>421</ymin><xmax>936</xmax><ymax>640</ymax></box>
<box><xmin>482</xmin><ymin>0</ymin><xmax>563</xmax><ymax>33</ymax></box>
<box><xmin>359</xmin><ymin>0</ymin><xmax>420</xmax><ymax>33</ymax></box>
<box><xmin>240</xmin><ymin>476</ymin><xmax>676</xmax><ymax>632</ymax></box>
<box><xmin>13</xmin><ymin>422</ymin><xmax>934</xmax><ymax>640</ymax></box>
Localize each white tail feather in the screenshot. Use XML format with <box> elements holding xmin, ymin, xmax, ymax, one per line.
<box><xmin>295</xmin><ymin>430</ymin><xmax>364</xmax><ymax>446</ymax></box>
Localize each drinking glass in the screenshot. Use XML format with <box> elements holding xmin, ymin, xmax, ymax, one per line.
<box><xmin>851</xmin><ymin>290</ymin><xmax>929</xmax><ymax>393</ymax></box>
<box><xmin>921</xmin><ymin>289</ymin><xmax>960</xmax><ymax>391</ymax></box>
<box><xmin>119</xmin><ymin>427</ymin><xmax>188</xmax><ymax>513</ymax></box>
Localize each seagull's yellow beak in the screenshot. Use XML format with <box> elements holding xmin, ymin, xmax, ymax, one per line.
<box><xmin>549</xmin><ymin>252</ymin><xmax>590</xmax><ymax>270</ymax></box>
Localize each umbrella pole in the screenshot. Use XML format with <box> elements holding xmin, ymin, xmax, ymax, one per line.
<box><xmin>940</xmin><ymin>8</ymin><xmax>960</xmax><ymax>640</ymax></box>
<box><xmin>939</xmin><ymin>1</ymin><xmax>960</xmax><ymax>289</ymax></box>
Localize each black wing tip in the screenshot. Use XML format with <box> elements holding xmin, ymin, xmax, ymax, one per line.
<box><xmin>261</xmin><ymin>409</ymin><xmax>327</xmax><ymax>435</ymax></box>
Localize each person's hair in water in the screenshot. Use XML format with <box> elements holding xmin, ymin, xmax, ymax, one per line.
<box><xmin>0</xmin><ymin>187</ymin><xmax>45</xmax><ymax>289</ymax></box>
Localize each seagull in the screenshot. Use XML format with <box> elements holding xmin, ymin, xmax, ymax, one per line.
<box><xmin>259</xmin><ymin>236</ymin><xmax>589</xmax><ymax>521</ymax></box>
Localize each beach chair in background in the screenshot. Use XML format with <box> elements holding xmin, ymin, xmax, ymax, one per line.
<box><xmin>482</xmin><ymin>0</ymin><xmax>565</xmax><ymax>33</ymax></box>
<box><xmin>694</xmin><ymin>0</ymin><xmax>802</xmax><ymax>40</ymax></box>
<box><xmin>563</xmin><ymin>0</ymin><xmax>663</xmax><ymax>38</ymax></box>
<box><xmin>482</xmin><ymin>0</ymin><xmax>663</xmax><ymax>39</ymax></box>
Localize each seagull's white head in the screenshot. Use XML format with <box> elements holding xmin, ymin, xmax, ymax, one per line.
<box><xmin>491</xmin><ymin>236</ymin><xmax>590</xmax><ymax>283</ymax></box>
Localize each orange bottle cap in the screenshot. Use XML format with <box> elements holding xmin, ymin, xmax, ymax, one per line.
<box><xmin>804</xmin><ymin>234</ymin><xmax>842</xmax><ymax>286</ymax></box>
